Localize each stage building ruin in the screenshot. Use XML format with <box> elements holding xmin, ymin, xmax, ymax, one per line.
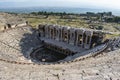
<box><xmin>38</xmin><ymin>24</ymin><xmax>105</xmax><ymax>56</ymax></box>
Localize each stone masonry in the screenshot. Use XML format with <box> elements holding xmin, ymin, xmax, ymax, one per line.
<box><xmin>38</xmin><ymin>24</ymin><xmax>105</xmax><ymax>55</ymax></box>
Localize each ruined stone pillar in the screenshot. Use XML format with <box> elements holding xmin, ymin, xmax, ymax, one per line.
<box><xmin>69</xmin><ymin>28</ymin><xmax>75</xmax><ymax>45</ymax></box>
<box><xmin>84</xmin><ymin>31</ymin><xmax>93</xmax><ymax>49</ymax></box>
<box><xmin>58</xmin><ymin>29</ymin><xmax>60</xmax><ymax>41</ymax></box>
<box><xmin>55</xmin><ymin>26</ymin><xmax>60</xmax><ymax>41</ymax></box>
<box><xmin>47</xmin><ymin>25</ymin><xmax>50</xmax><ymax>38</ymax></box>
<box><xmin>49</xmin><ymin>25</ymin><xmax>54</xmax><ymax>39</ymax></box>
<box><xmin>75</xmin><ymin>29</ymin><xmax>84</xmax><ymax>48</ymax></box>
<box><xmin>45</xmin><ymin>25</ymin><xmax>48</xmax><ymax>38</ymax></box>
<box><xmin>63</xmin><ymin>27</ymin><xmax>69</xmax><ymax>43</ymax></box>
<box><xmin>75</xmin><ymin>31</ymin><xmax>78</xmax><ymax>46</ymax></box>
<box><xmin>59</xmin><ymin>27</ymin><xmax>63</xmax><ymax>42</ymax></box>
<box><xmin>52</xmin><ymin>26</ymin><xmax>55</xmax><ymax>39</ymax></box>
<box><xmin>89</xmin><ymin>36</ymin><xmax>92</xmax><ymax>48</ymax></box>
<box><xmin>85</xmin><ymin>36</ymin><xmax>88</xmax><ymax>45</ymax></box>
<box><xmin>49</xmin><ymin>28</ymin><xmax>51</xmax><ymax>39</ymax></box>
<box><xmin>80</xmin><ymin>32</ymin><xmax>85</xmax><ymax>48</ymax></box>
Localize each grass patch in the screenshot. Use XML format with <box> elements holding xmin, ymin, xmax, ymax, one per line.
<box><xmin>25</xmin><ymin>15</ymin><xmax>120</xmax><ymax>33</ymax></box>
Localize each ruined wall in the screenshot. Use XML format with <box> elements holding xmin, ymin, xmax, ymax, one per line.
<box><xmin>38</xmin><ymin>24</ymin><xmax>104</xmax><ymax>49</ymax></box>
<box><xmin>0</xmin><ymin>12</ymin><xmax>28</xmax><ymax>31</ymax></box>
<box><xmin>0</xmin><ymin>22</ymin><xmax>28</xmax><ymax>31</ymax></box>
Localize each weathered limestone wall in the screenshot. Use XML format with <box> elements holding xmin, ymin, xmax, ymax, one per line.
<box><xmin>16</xmin><ymin>23</ymin><xmax>27</xmax><ymax>27</ymax></box>
<box><xmin>38</xmin><ymin>24</ymin><xmax>101</xmax><ymax>49</ymax></box>
<box><xmin>0</xmin><ymin>24</ymin><xmax>5</xmax><ymax>31</ymax></box>
<box><xmin>69</xmin><ymin>28</ymin><xmax>76</xmax><ymax>45</ymax></box>
<box><xmin>84</xmin><ymin>31</ymin><xmax>93</xmax><ymax>49</ymax></box>
<box><xmin>76</xmin><ymin>28</ymin><xmax>84</xmax><ymax>48</ymax></box>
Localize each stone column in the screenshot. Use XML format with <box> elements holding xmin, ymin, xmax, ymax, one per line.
<box><xmin>45</xmin><ymin>25</ymin><xmax>48</xmax><ymax>38</ymax></box>
<box><xmin>81</xmin><ymin>33</ymin><xmax>84</xmax><ymax>48</ymax></box>
<box><xmin>53</xmin><ymin>27</ymin><xmax>55</xmax><ymax>39</ymax></box>
<box><xmin>75</xmin><ymin>29</ymin><xmax>79</xmax><ymax>46</ymax></box>
<box><xmin>67</xmin><ymin>30</ymin><xmax>69</xmax><ymax>44</ymax></box>
<box><xmin>53</xmin><ymin>25</ymin><xmax>55</xmax><ymax>39</ymax></box>
<box><xmin>48</xmin><ymin>26</ymin><xmax>50</xmax><ymax>38</ymax></box>
<box><xmin>49</xmin><ymin>25</ymin><xmax>53</xmax><ymax>39</ymax></box>
<box><xmin>50</xmin><ymin>28</ymin><xmax>51</xmax><ymax>39</ymax></box>
<box><xmin>60</xmin><ymin>27</ymin><xmax>63</xmax><ymax>42</ymax></box>
<box><xmin>69</xmin><ymin>28</ymin><xmax>75</xmax><ymax>45</ymax></box>
<box><xmin>84</xmin><ymin>31</ymin><xmax>93</xmax><ymax>49</ymax></box>
<box><xmin>85</xmin><ymin>36</ymin><xmax>88</xmax><ymax>45</ymax></box>
<box><xmin>56</xmin><ymin>28</ymin><xmax>60</xmax><ymax>41</ymax></box>
<box><xmin>46</xmin><ymin>25</ymin><xmax>50</xmax><ymax>38</ymax></box>
<box><xmin>89</xmin><ymin>36</ymin><xmax>92</xmax><ymax>48</ymax></box>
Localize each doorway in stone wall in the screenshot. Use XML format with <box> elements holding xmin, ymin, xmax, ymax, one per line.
<box><xmin>7</xmin><ymin>24</ymin><xmax>11</xmax><ymax>28</ymax></box>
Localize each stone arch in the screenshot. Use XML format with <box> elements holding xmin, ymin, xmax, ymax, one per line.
<box><xmin>69</xmin><ymin>28</ymin><xmax>76</xmax><ymax>45</ymax></box>
<box><xmin>62</xmin><ymin>27</ymin><xmax>69</xmax><ymax>43</ymax></box>
<box><xmin>75</xmin><ymin>29</ymin><xmax>84</xmax><ymax>47</ymax></box>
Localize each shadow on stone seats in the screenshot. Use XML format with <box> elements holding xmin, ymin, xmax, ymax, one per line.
<box><xmin>19</xmin><ymin>28</ymin><xmax>68</xmax><ymax>63</ymax></box>
<box><xmin>19</xmin><ymin>28</ymin><xmax>41</xmax><ymax>59</ymax></box>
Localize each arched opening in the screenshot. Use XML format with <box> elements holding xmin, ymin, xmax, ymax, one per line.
<box><xmin>64</xmin><ymin>33</ymin><xmax>68</xmax><ymax>42</ymax></box>
<box><xmin>78</xmin><ymin>34</ymin><xmax>83</xmax><ymax>45</ymax></box>
<box><xmin>7</xmin><ymin>24</ymin><xmax>11</xmax><ymax>28</ymax></box>
<box><xmin>91</xmin><ymin>35</ymin><xmax>100</xmax><ymax>47</ymax></box>
<box><xmin>83</xmin><ymin>33</ymin><xmax>86</xmax><ymax>43</ymax></box>
<box><xmin>4</xmin><ymin>26</ymin><xmax>7</xmax><ymax>30</ymax></box>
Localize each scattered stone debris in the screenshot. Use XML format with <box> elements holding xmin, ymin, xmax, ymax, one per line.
<box><xmin>0</xmin><ymin>12</ymin><xmax>27</xmax><ymax>31</ymax></box>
